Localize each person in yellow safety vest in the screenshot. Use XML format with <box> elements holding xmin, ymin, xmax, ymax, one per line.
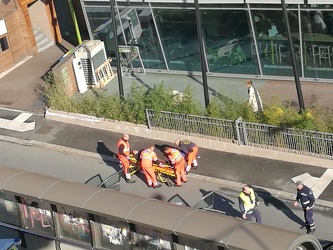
<box><xmin>238</xmin><ymin>185</ymin><xmax>262</xmax><ymax>223</ymax></box>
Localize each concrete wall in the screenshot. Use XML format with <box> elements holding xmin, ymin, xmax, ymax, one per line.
<box><xmin>28</xmin><ymin>0</ymin><xmax>53</xmax><ymax>39</ymax></box>
<box><xmin>52</xmin><ymin>53</ymin><xmax>79</xmax><ymax>97</ymax></box>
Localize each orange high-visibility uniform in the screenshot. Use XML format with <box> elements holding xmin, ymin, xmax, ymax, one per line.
<box><xmin>117</xmin><ymin>138</ymin><xmax>131</xmax><ymax>179</ymax></box>
<box><xmin>165</xmin><ymin>148</ymin><xmax>186</xmax><ymax>186</ymax></box>
<box><xmin>140</xmin><ymin>148</ymin><xmax>159</xmax><ymax>187</ymax></box>
<box><xmin>186</xmin><ymin>145</ymin><xmax>198</xmax><ymax>167</ymax></box>
<box><xmin>179</xmin><ymin>140</ymin><xmax>199</xmax><ymax>171</ymax></box>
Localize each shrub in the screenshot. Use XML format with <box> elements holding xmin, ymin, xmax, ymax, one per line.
<box><xmin>44</xmin><ymin>75</ymin><xmax>333</xmax><ymax>134</ymax></box>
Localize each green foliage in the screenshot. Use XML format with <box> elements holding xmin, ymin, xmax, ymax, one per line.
<box><xmin>144</xmin><ymin>82</ymin><xmax>175</xmax><ymax>111</ymax></box>
<box><xmin>122</xmin><ymin>83</ymin><xmax>147</xmax><ymax>124</ymax></box>
<box><xmin>44</xmin><ymin>74</ymin><xmax>333</xmax><ymax>133</ymax></box>
<box><xmin>43</xmin><ymin>73</ymin><xmax>77</xmax><ymax>112</ymax></box>
<box><xmin>228</xmin><ymin>45</ymin><xmax>246</xmax><ymax>65</ymax></box>
<box><xmin>207</xmin><ymin>45</ymin><xmax>246</xmax><ymax>66</ymax></box>
<box><xmin>205</xmin><ymin>97</ymin><xmax>223</xmax><ymax>118</ymax></box>
<box><xmin>171</xmin><ymin>86</ymin><xmax>203</xmax><ymax>115</ymax></box>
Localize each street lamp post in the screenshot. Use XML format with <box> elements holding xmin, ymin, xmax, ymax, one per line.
<box><xmin>110</xmin><ymin>0</ymin><xmax>124</xmax><ymax>99</ymax></box>
<box><xmin>281</xmin><ymin>0</ymin><xmax>305</xmax><ymax>112</ymax></box>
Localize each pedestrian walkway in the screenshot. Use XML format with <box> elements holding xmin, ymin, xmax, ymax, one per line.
<box><xmin>103</xmin><ymin>71</ymin><xmax>333</xmax><ymax>111</ymax></box>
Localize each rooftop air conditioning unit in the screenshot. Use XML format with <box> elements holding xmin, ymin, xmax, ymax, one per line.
<box><xmin>74</xmin><ymin>40</ymin><xmax>108</xmax><ymax>85</ymax></box>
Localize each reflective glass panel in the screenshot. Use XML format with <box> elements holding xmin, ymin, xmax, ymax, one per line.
<box><xmin>175</xmin><ymin>235</ymin><xmax>221</xmax><ymax>250</ymax></box>
<box><xmin>91</xmin><ymin>216</ymin><xmax>131</xmax><ymax>249</ymax></box>
<box><xmin>118</xmin><ymin>7</ymin><xmax>167</xmax><ymax>70</ymax></box>
<box><xmin>16</xmin><ymin>197</ymin><xmax>54</xmax><ymax>236</ymax></box>
<box><xmin>154</xmin><ymin>9</ymin><xmax>201</xmax><ymax>71</ymax></box>
<box><xmin>56</xmin><ymin>207</ymin><xmax>91</xmax><ymax>244</ymax></box>
<box><xmin>132</xmin><ymin>224</ymin><xmax>172</xmax><ymax>249</ymax></box>
<box><xmin>0</xmin><ymin>197</ymin><xmax>20</xmax><ymax>226</ymax></box>
<box><xmin>251</xmin><ymin>9</ymin><xmax>300</xmax><ymax>77</ymax></box>
<box><xmin>300</xmin><ymin>9</ymin><xmax>333</xmax><ymax>79</ymax></box>
<box><xmin>202</xmin><ymin>9</ymin><xmax>258</xmax><ymax>75</ymax></box>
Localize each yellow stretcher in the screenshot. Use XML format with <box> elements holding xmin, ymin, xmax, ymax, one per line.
<box><xmin>128</xmin><ymin>154</ymin><xmax>175</xmax><ymax>186</ymax></box>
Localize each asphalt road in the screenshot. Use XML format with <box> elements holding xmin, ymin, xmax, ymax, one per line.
<box><xmin>0</xmin><ymin>108</ymin><xmax>332</xmax><ymax>202</ymax></box>
<box><xmin>0</xmin><ymin>140</ymin><xmax>332</xmax><ymax>243</ymax></box>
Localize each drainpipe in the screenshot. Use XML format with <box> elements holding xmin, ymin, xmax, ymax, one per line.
<box><xmin>68</xmin><ymin>0</ymin><xmax>82</xmax><ymax>44</ymax></box>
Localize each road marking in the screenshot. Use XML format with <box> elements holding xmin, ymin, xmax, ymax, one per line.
<box><xmin>0</xmin><ymin>112</ymin><xmax>35</xmax><ymax>132</ymax></box>
<box><xmin>291</xmin><ymin>169</ymin><xmax>333</xmax><ymax>198</ymax></box>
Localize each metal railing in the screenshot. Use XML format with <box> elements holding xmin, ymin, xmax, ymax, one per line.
<box><xmin>145</xmin><ymin>109</ymin><xmax>235</xmax><ymax>142</ymax></box>
<box><xmin>146</xmin><ymin>109</ymin><xmax>333</xmax><ymax>160</ymax></box>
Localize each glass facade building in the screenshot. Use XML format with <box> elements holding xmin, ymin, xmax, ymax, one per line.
<box><xmin>80</xmin><ymin>0</ymin><xmax>333</xmax><ymax>81</ymax></box>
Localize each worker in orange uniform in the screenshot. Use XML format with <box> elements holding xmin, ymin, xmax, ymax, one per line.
<box><xmin>164</xmin><ymin>146</ymin><xmax>187</xmax><ymax>187</ymax></box>
<box><xmin>175</xmin><ymin>139</ymin><xmax>199</xmax><ymax>173</ymax></box>
<box><xmin>117</xmin><ymin>133</ymin><xmax>135</xmax><ymax>183</ymax></box>
<box><xmin>140</xmin><ymin>145</ymin><xmax>162</xmax><ymax>188</ymax></box>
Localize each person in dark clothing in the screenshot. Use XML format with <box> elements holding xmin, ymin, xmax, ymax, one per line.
<box><xmin>175</xmin><ymin>139</ymin><xmax>199</xmax><ymax>173</ymax></box>
<box><xmin>293</xmin><ymin>180</ymin><xmax>316</xmax><ymax>234</ymax></box>
<box><xmin>238</xmin><ymin>185</ymin><xmax>262</xmax><ymax>224</ymax></box>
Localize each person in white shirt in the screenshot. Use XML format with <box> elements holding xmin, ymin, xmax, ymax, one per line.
<box><xmin>313</xmin><ymin>11</ymin><xmax>328</xmax><ymax>33</ymax></box>
<box><xmin>246</xmin><ymin>80</ymin><xmax>263</xmax><ymax>113</ymax></box>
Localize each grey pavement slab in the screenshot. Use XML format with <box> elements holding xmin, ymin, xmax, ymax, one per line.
<box><xmin>104</xmin><ymin>72</ymin><xmax>333</xmax><ymax>110</ymax></box>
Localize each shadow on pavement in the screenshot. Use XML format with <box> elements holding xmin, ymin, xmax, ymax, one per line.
<box><xmin>96</xmin><ymin>140</ymin><xmax>120</xmax><ymax>170</ymax></box>
<box><xmin>197</xmin><ymin>189</ymin><xmax>241</xmax><ymax>218</ymax></box>
<box><xmin>96</xmin><ymin>140</ymin><xmax>128</xmax><ymax>185</ymax></box>
<box><xmin>253</xmin><ymin>186</ymin><xmax>304</xmax><ymax>226</ymax></box>
<box><xmin>151</xmin><ymin>193</ymin><xmax>167</xmax><ymax>201</ymax></box>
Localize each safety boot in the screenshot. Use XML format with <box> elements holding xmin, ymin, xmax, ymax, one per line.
<box><xmin>126</xmin><ymin>178</ymin><xmax>136</xmax><ymax>183</ymax></box>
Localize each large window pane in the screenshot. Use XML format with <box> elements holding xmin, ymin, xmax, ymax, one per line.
<box><xmin>132</xmin><ymin>224</ymin><xmax>172</xmax><ymax>249</ymax></box>
<box><xmin>55</xmin><ymin>207</ymin><xmax>91</xmax><ymax>245</ymax></box>
<box><xmin>154</xmin><ymin>9</ymin><xmax>201</xmax><ymax>71</ymax></box>
<box><xmin>300</xmin><ymin>9</ymin><xmax>333</xmax><ymax>79</ymax></box>
<box><xmin>86</xmin><ymin>4</ymin><xmax>167</xmax><ymax>71</ymax></box>
<box><xmin>119</xmin><ymin>7</ymin><xmax>167</xmax><ymax>70</ymax></box>
<box><xmin>251</xmin><ymin>9</ymin><xmax>300</xmax><ymax>77</ymax></box>
<box><xmin>91</xmin><ymin>216</ymin><xmax>131</xmax><ymax>249</ymax></box>
<box><xmin>16</xmin><ymin>197</ymin><xmax>54</xmax><ymax>236</ymax></box>
<box><xmin>0</xmin><ymin>198</ymin><xmax>20</xmax><ymax>226</ymax></box>
<box><xmin>202</xmin><ymin>9</ymin><xmax>258</xmax><ymax>75</ymax></box>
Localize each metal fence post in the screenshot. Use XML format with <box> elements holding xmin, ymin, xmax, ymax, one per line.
<box><xmin>145</xmin><ymin>109</ymin><xmax>151</xmax><ymax>129</ymax></box>
<box><xmin>235</xmin><ymin>117</ymin><xmax>243</xmax><ymax>145</ymax></box>
<box><xmin>242</xmin><ymin>120</ymin><xmax>248</xmax><ymax>146</ymax></box>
